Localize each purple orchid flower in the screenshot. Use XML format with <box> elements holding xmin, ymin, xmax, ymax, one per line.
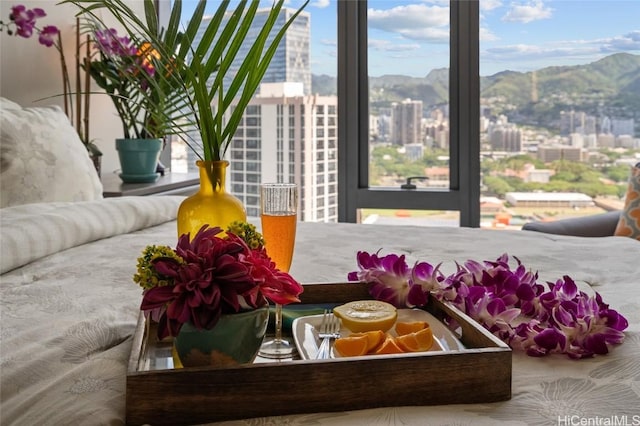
<box><xmin>38</xmin><ymin>25</ymin><xmax>58</xmax><ymax>47</ymax></box>
<box><xmin>7</xmin><ymin>5</ymin><xmax>57</xmax><ymax>46</ymax></box>
<box><xmin>94</xmin><ymin>28</ymin><xmax>137</xmax><ymax>57</ymax></box>
<box><xmin>347</xmin><ymin>251</ymin><xmax>441</xmax><ymax>308</ymax></box>
<box><xmin>10</xmin><ymin>5</ymin><xmax>41</xmax><ymax>38</ymax></box>
<box><xmin>350</xmin><ymin>251</ymin><xmax>629</xmax><ymax>360</ymax></box>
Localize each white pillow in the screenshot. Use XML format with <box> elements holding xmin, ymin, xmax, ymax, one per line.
<box><xmin>0</xmin><ymin>97</ymin><xmax>103</xmax><ymax>208</ymax></box>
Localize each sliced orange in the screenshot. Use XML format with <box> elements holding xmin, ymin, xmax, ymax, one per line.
<box><xmin>374</xmin><ymin>336</ymin><xmax>404</xmax><ymax>355</ymax></box>
<box><xmin>395</xmin><ymin>327</ymin><xmax>435</xmax><ymax>352</ymax></box>
<box><xmin>334</xmin><ymin>334</ymin><xmax>369</xmax><ymax>357</ymax></box>
<box><xmin>349</xmin><ymin>330</ymin><xmax>386</xmax><ymax>352</ymax></box>
<box><xmin>395</xmin><ymin>333</ymin><xmax>421</xmax><ymax>352</ymax></box>
<box><xmin>395</xmin><ymin>320</ymin><xmax>430</xmax><ymax>336</ymax></box>
<box><xmin>414</xmin><ymin>327</ymin><xmax>435</xmax><ymax>351</ymax></box>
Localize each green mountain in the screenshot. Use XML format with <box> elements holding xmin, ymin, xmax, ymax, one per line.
<box><xmin>311</xmin><ymin>53</ymin><xmax>640</xmax><ymax>131</ymax></box>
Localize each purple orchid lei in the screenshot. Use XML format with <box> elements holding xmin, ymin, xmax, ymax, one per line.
<box><xmin>347</xmin><ymin>251</ymin><xmax>628</xmax><ymax>359</ymax></box>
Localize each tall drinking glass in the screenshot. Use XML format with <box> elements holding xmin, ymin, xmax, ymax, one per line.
<box><xmin>258</xmin><ymin>183</ymin><xmax>298</xmax><ymax>359</ymax></box>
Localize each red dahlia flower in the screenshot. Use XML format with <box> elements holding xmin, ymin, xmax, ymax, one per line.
<box><xmin>140</xmin><ymin>225</ymin><xmax>303</xmax><ymax>339</ymax></box>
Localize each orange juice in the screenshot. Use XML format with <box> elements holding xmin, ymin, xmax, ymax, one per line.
<box><xmin>261</xmin><ymin>213</ymin><xmax>297</xmax><ymax>272</ymax></box>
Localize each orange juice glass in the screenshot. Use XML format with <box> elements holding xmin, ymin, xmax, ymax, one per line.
<box><xmin>258</xmin><ymin>183</ymin><xmax>298</xmax><ymax>359</ymax></box>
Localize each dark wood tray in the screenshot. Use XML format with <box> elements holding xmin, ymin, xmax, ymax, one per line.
<box><xmin>126</xmin><ymin>282</ymin><xmax>512</xmax><ymax>425</ymax></box>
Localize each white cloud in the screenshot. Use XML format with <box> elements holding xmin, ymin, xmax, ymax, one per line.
<box><xmin>311</xmin><ymin>0</ymin><xmax>330</xmax><ymax>8</ymax></box>
<box><xmin>480</xmin><ymin>26</ymin><xmax>499</xmax><ymax>42</ymax></box>
<box><xmin>369</xmin><ymin>39</ymin><xmax>421</xmax><ymax>52</ymax></box>
<box><xmin>419</xmin><ymin>0</ymin><xmax>449</xmax><ymax>5</ymax></box>
<box><xmin>481</xmin><ymin>0</ymin><xmax>503</xmax><ymax>11</ymax></box>
<box><xmin>483</xmin><ymin>31</ymin><xmax>640</xmax><ymax>66</ymax></box>
<box><xmin>602</xmin><ymin>31</ymin><xmax>640</xmax><ymax>52</ymax></box>
<box><xmin>368</xmin><ymin>3</ymin><xmax>449</xmax><ymax>42</ymax></box>
<box><xmin>502</xmin><ymin>1</ymin><xmax>553</xmax><ymax>24</ymax></box>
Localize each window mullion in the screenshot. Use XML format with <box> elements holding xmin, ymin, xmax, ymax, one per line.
<box><xmin>453</xmin><ymin>0</ymin><xmax>480</xmax><ymax>227</ymax></box>
<box><xmin>337</xmin><ymin>0</ymin><xmax>361</xmax><ymax>222</ymax></box>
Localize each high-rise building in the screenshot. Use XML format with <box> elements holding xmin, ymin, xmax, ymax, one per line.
<box><xmin>185</xmin><ymin>6</ymin><xmax>311</xmax><ymax>167</ymax></box>
<box><xmin>390</xmin><ymin>99</ymin><xmax>423</xmax><ymax>146</ymax></box>
<box><xmin>537</xmin><ymin>145</ymin><xmax>584</xmax><ymax>163</ymax></box>
<box><xmin>193</xmin><ymin>7</ymin><xmax>311</xmax><ymax>96</ymax></box>
<box><xmin>229</xmin><ymin>83</ymin><xmax>338</xmax><ymax>222</ymax></box>
<box><xmin>611</xmin><ymin>118</ymin><xmax>635</xmax><ymax>137</ymax></box>
<box><xmin>182</xmin><ymin>7</ymin><xmax>316</xmax><ymax>219</ymax></box>
<box><xmin>488</xmin><ymin>124</ymin><xmax>521</xmax><ymax>152</ymax></box>
<box><xmin>597</xmin><ymin>133</ymin><xmax>615</xmax><ymax>148</ymax></box>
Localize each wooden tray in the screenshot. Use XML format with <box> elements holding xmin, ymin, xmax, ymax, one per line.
<box><xmin>126</xmin><ymin>282</ymin><xmax>512</xmax><ymax>425</ymax></box>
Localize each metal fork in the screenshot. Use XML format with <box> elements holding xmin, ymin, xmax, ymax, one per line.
<box><xmin>315</xmin><ymin>310</ymin><xmax>341</xmax><ymax>359</ymax></box>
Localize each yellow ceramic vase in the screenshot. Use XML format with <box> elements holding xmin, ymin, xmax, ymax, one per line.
<box><xmin>177</xmin><ymin>160</ymin><xmax>247</xmax><ymax>238</ymax></box>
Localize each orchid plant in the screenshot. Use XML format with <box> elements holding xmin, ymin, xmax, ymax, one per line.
<box><xmin>348</xmin><ymin>252</ymin><xmax>628</xmax><ymax>359</ymax></box>
<box><xmin>84</xmin><ymin>27</ymin><xmax>171</xmax><ymax>139</ymax></box>
<box><xmin>134</xmin><ymin>222</ymin><xmax>303</xmax><ymax>340</ymax></box>
<box><xmin>0</xmin><ymin>4</ymin><xmax>101</xmax><ymax>159</ymax></box>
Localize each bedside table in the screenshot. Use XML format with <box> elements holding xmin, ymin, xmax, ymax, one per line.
<box><xmin>102</xmin><ymin>172</ymin><xmax>199</xmax><ymax>197</ymax></box>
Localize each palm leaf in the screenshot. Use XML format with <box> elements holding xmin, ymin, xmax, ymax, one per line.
<box><xmin>65</xmin><ymin>0</ymin><xmax>309</xmax><ymax>160</ymax></box>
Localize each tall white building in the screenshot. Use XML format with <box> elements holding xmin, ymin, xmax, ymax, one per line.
<box><xmin>229</xmin><ymin>83</ymin><xmax>338</xmax><ymax>222</ymax></box>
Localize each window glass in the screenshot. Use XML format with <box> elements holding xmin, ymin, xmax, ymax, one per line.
<box><xmin>479</xmin><ymin>0</ymin><xmax>640</xmax><ymax>229</ymax></box>
<box><xmin>360</xmin><ymin>0</ymin><xmax>455</xmax><ymax>226</ymax></box>
<box><xmin>168</xmin><ymin>1</ymin><xmax>332</xmax><ymax>222</ymax></box>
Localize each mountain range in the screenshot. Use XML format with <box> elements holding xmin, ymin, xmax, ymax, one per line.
<box><xmin>311</xmin><ymin>53</ymin><xmax>640</xmax><ymax>129</ymax></box>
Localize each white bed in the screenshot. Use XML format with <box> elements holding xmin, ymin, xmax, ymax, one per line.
<box><xmin>1</xmin><ymin>196</ymin><xmax>639</xmax><ymax>425</ymax></box>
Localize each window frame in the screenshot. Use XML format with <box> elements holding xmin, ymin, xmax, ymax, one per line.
<box><xmin>337</xmin><ymin>0</ymin><xmax>481</xmax><ymax>227</ymax></box>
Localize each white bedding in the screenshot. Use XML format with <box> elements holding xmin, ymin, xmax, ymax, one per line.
<box><xmin>1</xmin><ymin>197</ymin><xmax>639</xmax><ymax>425</ymax></box>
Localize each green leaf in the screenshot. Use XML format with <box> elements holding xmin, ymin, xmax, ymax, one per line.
<box><xmin>65</xmin><ymin>0</ymin><xmax>309</xmax><ymax>160</ymax></box>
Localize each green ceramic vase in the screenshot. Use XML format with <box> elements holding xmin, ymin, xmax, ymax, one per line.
<box><xmin>173</xmin><ymin>306</ymin><xmax>269</xmax><ymax>368</ymax></box>
<box><xmin>115</xmin><ymin>138</ymin><xmax>162</xmax><ymax>183</ymax></box>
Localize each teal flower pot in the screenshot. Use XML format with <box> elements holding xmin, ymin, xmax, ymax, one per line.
<box><xmin>173</xmin><ymin>306</ymin><xmax>269</xmax><ymax>368</ymax></box>
<box><xmin>115</xmin><ymin>138</ymin><xmax>162</xmax><ymax>183</ymax></box>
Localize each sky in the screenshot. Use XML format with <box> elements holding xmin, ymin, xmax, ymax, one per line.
<box><xmin>179</xmin><ymin>0</ymin><xmax>640</xmax><ymax>77</ymax></box>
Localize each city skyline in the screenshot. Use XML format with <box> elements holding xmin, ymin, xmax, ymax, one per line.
<box><xmin>179</xmin><ymin>1</ymin><xmax>640</xmax><ymax>77</ymax></box>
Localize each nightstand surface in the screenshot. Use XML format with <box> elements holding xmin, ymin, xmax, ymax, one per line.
<box><xmin>102</xmin><ymin>172</ymin><xmax>199</xmax><ymax>197</ymax></box>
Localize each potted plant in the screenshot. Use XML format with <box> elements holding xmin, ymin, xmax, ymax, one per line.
<box><xmin>66</xmin><ymin>0</ymin><xmax>309</xmax><ymax>232</ymax></box>
<box><xmin>82</xmin><ymin>25</ymin><xmax>185</xmax><ymax>182</ymax></box>
<box><xmin>133</xmin><ymin>221</ymin><xmax>304</xmax><ymax>367</ymax></box>
<box><xmin>1</xmin><ymin>5</ymin><xmax>102</xmax><ymax>174</ymax></box>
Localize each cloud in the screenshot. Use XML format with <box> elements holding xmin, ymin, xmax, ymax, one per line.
<box><xmin>369</xmin><ymin>39</ymin><xmax>421</xmax><ymax>52</ymax></box>
<box><xmin>602</xmin><ymin>31</ymin><xmax>640</xmax><ymax>51</ymax></box>
<box><xmin>311</xmin><ymin>0</ymin><xmax>330</xmax><ymax>8</ymax></box>
<box><xmin>502</xmin><ymin>0</ymin><xmax>553</xmax><ymax>24</ymax></box>
<box><xmin>480</xmin><ymin>26</ymin><xmax>499</xmax><ymax>42</ymax></box>
<box><xmin>368</xmin><ymin>3</ymin><xmax>449</xmax><ymax>42</ymax></box>
<box><xmin>419</xmin><ymin>0</ymin><xmax>449</xmax><ymax>5</ymax></box>
<box><xmin>320</xmin><ymin>38</ymin><xmax>337</xmax><ymax>47</ymax></box>
<box><xmin>483</xmin><ymin>31</ymin><xmax>640</xmax><ymax>65</ymax></box>
<box><xmin>481</xmin><ymin>0</ymin><xmax>503</xmax><ymax>11</ymax></box>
